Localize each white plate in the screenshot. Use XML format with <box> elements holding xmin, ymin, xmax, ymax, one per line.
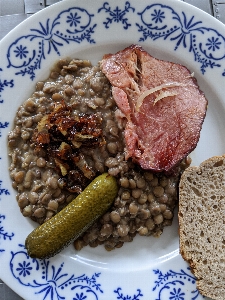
<box><xmin>0</xmin><ymin>0</ymin><xmax>224</xmax><ymax>299</ymax></box>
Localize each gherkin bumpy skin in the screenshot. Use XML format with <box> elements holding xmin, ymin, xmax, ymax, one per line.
<box><xmin>25</xmin><ymin>173</ymin><xmax>118</xmax><ymax>259</ymax></box>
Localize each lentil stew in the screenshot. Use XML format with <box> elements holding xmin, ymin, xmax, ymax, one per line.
<box><xmin>8</xmin><ymin>58</ymin><xmax>191</xmax><ymax>251</ymax></box>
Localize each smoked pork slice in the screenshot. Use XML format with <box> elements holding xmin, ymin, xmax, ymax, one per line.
<box><xmin>100</xmin><ymin>45</ymin><xmax>207</xmax><ymax>172</ymax></box>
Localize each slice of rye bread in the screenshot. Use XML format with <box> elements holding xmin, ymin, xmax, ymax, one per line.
<box><xmin>178</xmin><ymin>155</ymin><xmax>225</xmax><ymax>300</ymax></box>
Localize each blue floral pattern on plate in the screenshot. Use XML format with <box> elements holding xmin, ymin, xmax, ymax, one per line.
<box><xmin>7</xmin><ymin>7</ymin><xmax>97</xmax><ymax>80</ymax></box>
<box><xmin>9</xmin><ymin>244</ymin><xmax>205</xmax><ymax>300</ymax></box>
<box><xmin>1</xmin><ymin>0</ymin><xmax>222</xmax><ymax>299</ymax></box>
<box><xmin>10</xmin><ymin>245</ymin><xmax>145</xmax><ymax>300</ymax></box>
<box><xmin>0</xmin><ymin>215</ymin><xmax>14</xmax><ymax>253</ymax></box>
<box><xmin>0</xmin><ymin>68</ymin><xmax>14</xmax><ymax>103</ymax></box>
<box><xmin>98</xmin><ymin>1</ymin><xmax>135</xmax><ymax>29</ymax></box>
<box><xmin>136</xmin><ymin>4</ymin><xmax>225</xmax><ymax>74</ymax></box>
<box><xmin>0</xmin><ymin>121</ymin><xmax>9</xmax><ymax>137</ymax></box>
<box><xmin>0</xmin><ymin>181</ymin><xmax>10</xmax><ymax>199</ymax></box>
<box><xmin>10</xmin><ymin>245</ymin><xmax>103</xmax><ymax>300</ymax></box>
<box><xmin>152</xmin><ymin>268</ymin><xmax>204</xmax><ymax>300</ymax></box>
<box><xmin>6</xmin><ymin>2</ymin><xmax>225</xmax><ymax>80</ymax></box>
<box><xmin>114</xmin><ymin>287</ymin><xmax>143</xmax><ymax>300</ymax></box>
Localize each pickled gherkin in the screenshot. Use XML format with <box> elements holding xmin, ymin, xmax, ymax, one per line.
<box><xmin>25</xmin><ymin>173</ymin><xmax>118</xmax><ymax>259</ymax></box>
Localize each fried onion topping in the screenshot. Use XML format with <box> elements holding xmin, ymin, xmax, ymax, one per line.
<box><xmin>32</xmin><ymin>101</ymin><xmax>105</xmax><ymax>193</ymax></box>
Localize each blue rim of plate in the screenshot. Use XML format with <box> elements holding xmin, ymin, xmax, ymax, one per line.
<box><xmin>1</xmin><ymin>0</ymin><xmax>225</xmax><ymax>299</ymax></box>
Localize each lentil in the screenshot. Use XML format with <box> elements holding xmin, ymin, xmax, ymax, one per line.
<box><xmin>110</xmin><ymin>211</ymin><xmax>121</xmax><ymax>223</ymax></box>
<box><xmin>14</xmin><ymin>171</ymin><xmax>25</xmax><ymax>184</ymax></box>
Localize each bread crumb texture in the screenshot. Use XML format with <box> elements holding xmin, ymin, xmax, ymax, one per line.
<box><xmin>178</xmin><ymin>155</ymin><xmax>225</xmax><ymax>300</ymax></box>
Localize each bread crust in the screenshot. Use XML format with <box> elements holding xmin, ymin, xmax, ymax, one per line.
<box><xmin>178</xmin><ymin>155</ymin><xmax>225</xmax><ymax>300</ymax></box>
